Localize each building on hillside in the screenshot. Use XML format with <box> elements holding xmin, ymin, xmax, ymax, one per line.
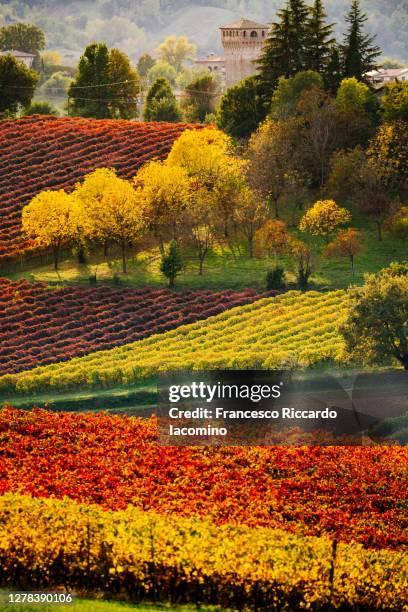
<box><xmin>366</xmin><ymin>67</ymin><xmax>408</xmax><ymax>87</ymax></box>
<box><xmin>220</xmin><ymin>17</ymin><xmax>269</xmax><ymax>88</ymax></box>
<box><xmin>194</xmin><ymin>53</ymin><xmax>226</xmax><ymax>84</ymax></box>
<box><xmin>0</xmin><ymin>49</ymin><xmax>36</xmax><ymax>68</ymax></box>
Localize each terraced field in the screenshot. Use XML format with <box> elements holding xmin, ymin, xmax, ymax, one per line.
<box><xmin>0</xmin><ymin>290</ymin><xmax>348</xmax><ymax>395</ymax></box>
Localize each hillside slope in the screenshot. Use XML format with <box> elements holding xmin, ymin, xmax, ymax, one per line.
<box><xmin>0</xmin><ymin>116</ymin><xmax>199</xmax><ymax>266</ymax></box>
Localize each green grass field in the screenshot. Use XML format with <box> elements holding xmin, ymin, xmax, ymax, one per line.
<box><xmin>3</xmin><ymin>213</ymin><xmax>406</xmax><ymax>292</ymax></box>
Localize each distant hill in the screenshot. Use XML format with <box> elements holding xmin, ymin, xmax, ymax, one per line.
<box><xmin>0</xmin><ymin>0</ymin><xmax>407</xmax><ymax>64</ymax></box>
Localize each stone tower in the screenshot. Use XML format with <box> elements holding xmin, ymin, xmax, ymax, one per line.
<box><xmin>220</xmin><ymin>17</ymin><xmax>269</xmax><ymax>88</ymax></box>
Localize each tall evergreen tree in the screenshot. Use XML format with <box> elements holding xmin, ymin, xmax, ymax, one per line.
<box><xmin>288</xmin><ymin>0</ymin><xmax>310</xmax><ymax>73</ymax></box>
<box><xmin>341</xmin><ymin>0</ymin><xmax>381</xmax><ymax>81</ymax></box>
<box><xmin>257</xmin><ymin>6</ymin><xmax>292</xmax><ymax>103</ymax></box>
<box><xmin>306</xmin><ymin>0</ymin><xmax>335</xmax><ymax>73</ymax></box>
<box><xmin>69</xmin><ymin>43</ymin><xmax>111</xmax><ymax>119</ymax></box>
<box><xmin>324</xmin><ymin>45</ymin><xmax>342</xmax><ymax>94</ymax></box>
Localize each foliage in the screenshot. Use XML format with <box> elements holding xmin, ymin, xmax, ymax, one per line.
<box><xmin>147</xmin><ymin>60</ymin><xmax>177</xmax><ymax>86</ymax></box>
<box><xmin>24</xmin><ymin>101</ymin><xmax>58</xmax><ymax>116</ymax></box>
<box><xmin>381</xmin><ymin>81</ymin><xmax>408</xmax><ymax>124</ymax></box>
<box><xmin>0</xmin><ymin>22</ymin><xmax>45</xmax><ymax>66</ymax></box>
<box><xmin>325</xmin><ymin>146</ymin><xmax>366</xmax><ymax>202</ymax></box>
<box><xmin>325</xmin><ymin>228</ymin><xmax>364</xmax><ymax>276</ymax></box>
<box><xmin>305</xmin><ymin>0</ymin><xmax>335</xmax><ymax>73</ymax></box>
<box><xmin>335</xmin><ymin>77</ymin><xmax>377</xmax><ymax>148</ymax></box>
<box><xmin>341</xmin><ymin>266</ymin><xmax>408</xmax><ymax>369</ymax></box>
<box><xmin>40</xmin><ymin>70</ymin><xmax>72</xmax><ymax>96</ymax></box>
<box><xmin>383</xmin><ymin>206</ymin><xmax>408</xmax><ymax>242</ymax></box>
<box><xmin>265</xmin><ymin>266</ymin><xmax>286</xmax><ymax>290</ymax></box>
<box><xmin>0</xmin><ymin>280</ymin><xmax>262</xmax><ymax>375</ymax></box>
<box><xmin>155</xmin><ymin>35</ymin><xmax>196</xmax><ymax>72</ymax></box>
<box><xmin>233</xmin><ymin>188</ymin><xmax>268</xmax><ymax>258</ymax></box>
<box><xmin>0</xmin><ymin>54</ymin><xmax>38</xmax><ymax>114</ymax></box>
<box><xmin>137</xmin><ymin>52</ymin><xmax>155</xmax><ymax>77</ymax></box>
<box><xmin>270</xmin><ymin>70</ymin><xmax>324</xmax><ymax>119</ymax></box>
<box><xmin>133</xmin><ymin>160</ymin><xmax>191</xmax><ymax>250</ymax></box>
<box><xmin>247</xmin><ymin>117</ymin><xmax>302</xmax><ymax>218</ymax></box>
<box><xmin>143</xmin><ymin>77</ymin><xmax>181</xmax><ymax>122</ymax></box>
<box><xmin>0</xmin><ymin>116</ymin><xmax>198</xmax><ymax>266</ymax></box>
<box><xmin>290</xmin><ymin>238</ymin><xmax>313</xmax><ymax>289</ymax></box>
<box><xmin>367</xmin><ymin>121</ymin><xmax>408</xmax><ymax>191</ymax></box>
<box><xmin>160</xmin><ymin>240</ymin><xmax>184</xmax><ymax>287</ymax></box>
<box><xmin>0</xmin><ymin>291</ymin><xmax>350</xmax><ymax>394</ymax></box>
<box><xmin>75</xmin><ymin>168</ymin><xmax>144</xmax><ymax>272</ymax></box>
<box><xmin>341</xmin><ymin>0</ymin><xmax>381</xmax><ymax>80</ymax></box>
<box><xmin>68</xmin><ymin>43</ymin><xmax>140</xmax><ymax>120</ymax></box>
<box><xmin>216</xmin><ymin>76</ymin><xmax>266</xmax><ymax>139</ymax></box>
<box><xmin>21</xmin><ymin>190</ymin><xmax>81</xmax><ymax>270</ymax></box>
<box><xmin>255</xmin><ymin>219</ymin><xmax>290</xmax><ymax>262</ymax></box>
<box><xmin>1</xmin><ymin>492</ymin><xmax>406</xmax><ymax>609</ymax></box>
<box><xmin>0</xmin><ymin>407</ymin><xmax>406</xmax><ymax>551</ymax></box>
<box><xmin>183</xmin><ymin>73</ymin><xmax>218</xmax><ymax>123</ymax></box>
<box><xmin>299</xmin><ymin>199</ymin><xmax>352</xmax><ymax>242</ymax></box>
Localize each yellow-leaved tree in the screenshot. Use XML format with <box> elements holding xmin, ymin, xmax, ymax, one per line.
<box><xmin>133</xmin><ymin>160</ymin><xmax>191</xmax><ymax>253</ymax></box>
<box><xmin>167</xmin><ymin>127</ymin><xmax>248</xmax><ymax>240</ymax></box>
<box><xmin>299</xmin><ymin>199</ymin><xmax>351</xmax><ymax>243</ymax></box>
<box><xmin>22</xmin><ymin>189</ymin><xmax>82</xmax><ymax>270</ymax></box>
<box><xmin>75</xmin><ymin>168</ymin><xmax>144</xmax><ymax>273</ymax></box>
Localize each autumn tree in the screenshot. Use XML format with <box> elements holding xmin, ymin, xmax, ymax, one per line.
<box><xmin>255</xmin><ymin>219</ymin><xmax>290</xmax><ymax>264</ymax></box>
<box><xmin>155</xmin><ymin>35</ymin><xmax>196</xmax><ymax>72</ymax></box>
<box><xmin>234</xmin><ymin>189</ymin><xmax>268</xmax><ymax>258</ymax></box>
<box><xmin>384</xmin><ymin>206</ymin><xmax>408</xmax><ymax>242</ymax></box>
<box><xmin>358</xmin><ymin>156</ymin><xmax>394</xmax><ymax>241</ymax></box>
<box><xmin>181</xmin><ymin>192</ymin><xmax>214</xmax><ymax>275</ymax></box>
<box><xmin>75</xmin><ymin>168</ymin><xmax>144</xmax><ymax>272</ymax></box>
<box><xmin>0</xmin><ymin>54</ymin><xmax>38</xmax><ymax>114</ymax></box>
<box><xmin>325</xmin><ymin>146</ymin><xmax>366</xmax><ymax>202</ymax></box>
<box><xmin>134</xmin><ymin>160</ymin><xmax>191</xmax><ymax>253</ymax></box>
<box><xmin>367</xmin><ymin>122</ymin><xmax>408</xmax><ymax>192</ymax></box>
<box><xmin>167</xmin><ymin>128</ymin><xmax>247</xmax><ymax>240</ymax></box>
<box><xmin>22</xmin><ymin>190</ymin><xmax>81</xmax><ymax>270</ymax></box>
<box><xmin>341</xmin><ymin>266</ymin><xmax>408</xmax><ymax>369</ymax></box>
<box><xmin>381</xmin><ymin>82</ymin><xmax>408</xmax><ymax>123</ymax></box>
<box><xmin>247</xmin><ymin>117</ymin><xmax>303</xmax><ymax>218</ymax></box>
<box><xmin>299</xmin><ymin>199</ymin><xmax>351</xmax><ymax>243</ymax></box>
<box><xmin>289</xmin><ymin>238</ymin><xmax>313</xmax><ymax>289</ymax></box>
<box><xmin>325</xmin><ymin>228</ymin><xmax>363</xmax><ymax>277</ymax></box>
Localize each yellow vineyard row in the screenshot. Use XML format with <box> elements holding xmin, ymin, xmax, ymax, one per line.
<box><xmin>0</xmin><ymin>290</ymin><xmax>348</xmax><ymax>394</ymax></box>
<box><xmin>1</xmin><ymin>493</ymin><xmax>406</xmax><ymax>610</ymax></box>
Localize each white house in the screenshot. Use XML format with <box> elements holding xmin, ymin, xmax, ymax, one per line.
<box><xmin>366</xmin><ymin>68</ymin><xmax>408</xmax><ymax>86</ymax></box>
<box><xmin>0</xmin><ymin>49</ymin><xmax>36</xmax><ymax>68</ymax></box>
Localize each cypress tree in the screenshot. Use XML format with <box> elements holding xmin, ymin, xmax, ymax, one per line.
<box><xmin>324</xmin><ymin>45</ymin><xmax>342</xmax><ymax>94</ymax></box>
<box><xmin>306</xmin><ymin>0</ymin><xmax>335</xmax><ymax>73</ymax></box>
<box><xmin>288</xmin><ymin>0</ymin><xmax>310</xmax><ymax>73</ymax></box>
<box><xmin>341</xmin><ymin>0</ymin><xmax>381</xmax><ymax>81</ymax></box>
<box><xmin>257</xmin><ymin>6</ymin><xmax>292</xmax><ymax>104</ymax></box>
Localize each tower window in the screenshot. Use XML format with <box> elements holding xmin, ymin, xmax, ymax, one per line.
<box><xmin>243</xmin><ymin>30</ymin><xmax>246</xmax><ymax>37</ymax></box>
<box><xmin>262</xmin><ymin>31</ymin><xmax>265</xmax><ymax>37</ymax></box>
<box><xmin>250</xmin><ymin>30</ymin><xmax>258</xmax><ymax>38</ymax></box>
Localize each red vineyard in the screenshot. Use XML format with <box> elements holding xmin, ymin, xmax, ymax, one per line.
<box><xmin>0</xmin><ymin>116</ymin><xmax>200</xmax><ymax>266</ymax></box>
<box><xmin>0</xmin><ymin>279</ymin><xmax>265</xmax><ymax>375</ymax></box>
<box><xmin>0</xmin><ymin>407</ymin><xmax>406</xmax><ymax>550</ymax></box>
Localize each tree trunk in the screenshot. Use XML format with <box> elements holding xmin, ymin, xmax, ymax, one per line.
<box><xmin>248</xmin><ymin>237</ymin><xmax>254</xmax><ymax>258</ymax></box>
<box><xmin>400</xmin><ymin>353</ymin><xmax>408</xmax><ymax>370</ymax></box>
<box><xmin>53</xmin><ymin>245</ymin><xmax>59</xmax><ymax>271</ymax></box>
<box><xmin>121</xmin><ymin>241</ymin><xmax>127</xmax><ymax>274</ymax></box>
<box><xmin>199</xmin><ymin>257</ymin><xmax>204</xmax><ymax>276</ymax></box>
<box><xmin>169</xmin><ymin>275</ymin><xmax>175</xmax><ymax>288</ymax></box>
<box><xmin>350</xmin><ymin>255</ymin><xmax>355</xmax><ymax>278</ymax></box>
<box><xmin>274</xmin><ymin>198</ymin><xmax>279</xmax><ymax>219</ymax></box>
<box><xmin>104</xmin><ymin>240</ymin><xmax>109</xmax><ymax>257</ymax></box>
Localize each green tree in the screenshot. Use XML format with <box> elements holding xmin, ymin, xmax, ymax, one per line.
<box><xmin>324</xmin><ymin>45</ymin><xmax>342</xmax><ymax>94</ymax></box>
<box><xmin>305</xmin><ymin>0</ymin><xmax>335</xmax><ymax>73</ymax></box>
<box><xmin>137</xmin><ymin>53</ymin><xmax>155</xmax><ymax>77</ymax></box>
<box><xmin>0</xmin><ymin>54</ymin><xmax>38</xmax><ymax>115</ymax></box>
<box><xmin>147</xmin><ymin>60</ymin><xmax>177</xmax><ymax>86</ymax></box>
<box><xmin>270</xmin><ymin>70</ymin><xmax>324</xmax><ymax>119</ymax></box>
<box><xmin>160</xmin><ymin>240</ymin><xmax>184</xmax><ymax>287</ymax></box>
<box><xmin>216</xmin><ymin>76</ymin><xmax>266</xmax><ymax>139</ymax></box>
<box><xmin>381</xmin><ymin>82</ymin><xmax>408</xmax><ymax>123</ymax></box>
<box><xmin>341</xmin><ymin>266</ymin><xmax>408</xmax><ymax>369</ymax></box>
<box><xmin>184</xmin><ymin>73</ymin><xmax>218</xmax><ymax>122</ymax></box>
<box><xmin>257</xmin><ymin>6</ymin><xmax>292</xmax><ymax>105</ymax></box>
<box><xmin>288</xmin><ymin>0</ymin><xmax>311</xmax><ymax>73</ymax></box>
<box><xmin>0</xmin><ymin>22</ymin><xmax>45</xmax><ymax>68</ymax></box>
<box><xmin>69</xmin><ymin>43</ymin><xmax>139</xmax><ymax>119</ymax></box>
<box><xmin>341</xmin><ymin>0</ymin><xmax>381</xmax><ymax>81</ymax></box>
<box><xmin>335</xmin><ymin>77</ymin><xmax>378</xmax><ymax>148</ymax></box>
<box><xmin>143</xmin><ymin>77</ymin><xmax>181</xmax><ymax>122</ymax></box>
